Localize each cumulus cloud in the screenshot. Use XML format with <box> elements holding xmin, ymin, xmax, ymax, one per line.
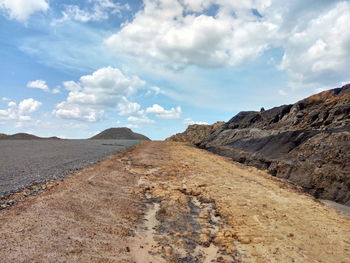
<box><xmin>55</xmin><ymin>0</ymin><xmax>130</xmax><ymax>23</ymax></box>
<box><xmin>278</xmin><ymin>2</ymin><xmax>350</xmax><ymax>88</ymax></box>
<box><xmin>117</xmin><ymin>101</ymin><xmax>141</xmax><ymax>116</ymax></box>
<box><xmin>183</xmin><ymin>118</ymin><xmax>208</xmax><ymax>125</ymax></box>
<box><xmin>127</xmin><ymin>115</ymin><xmax>155</xmax><ymax>123</ymax></box>
<box><xmin>146</xmin><ymin>104</ymin><xmax>182</xmax><ymax>119</ymax></box>
<box><xmin>27</xmin><ymin>80</ymin><xmax>49</xmax><ymax>92</ymax></box>
<box><xmin>53</xmin><ymin>67</ymin><xmax>146</xmax><ymax>122</ymax></box>
<box><xmin>0</xmin><ymin>0</ymin><xmax>48</xmax><ymax>22</ymax></box>
<box><xmin>0</xmin><ymin>98</ymin><xmax>42</xmax><ymax>122</ymax></box>
<box><xmin>18</xmin><ymin>98</ymin><xmax>42</xmax><ymax>115</ymax></box>
<box><xmin>105</xmin><ymin>0</ymin><xmax>350</xmax><ymax>88</ymax></box>
<box><xmin>27</xmin><ymin>80</ymin><xmax>61</xmax><ymax>94</ymax></box>
<box><xmin>105</xmin><ymin>0</ymin><xmax>277</xmax><ymax>69</ymax></box>
<box><xmin>0</xmin><ymin>101</ymin><xmax>17</xmax><ymax>121</ymax></box>
<box><xmin>53</xmin><ymin>102</ymin><xmax>105</xmax><ymax>122</ymax></box>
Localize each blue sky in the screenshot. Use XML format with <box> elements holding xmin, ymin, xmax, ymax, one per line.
<box><xmin>0</xmin><ymin>0</ymin><xmax>349</xmax><ymax>139</ymax></box>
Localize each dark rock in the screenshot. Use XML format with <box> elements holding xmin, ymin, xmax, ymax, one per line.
<box><xmin>197</xmin><ymin>84</ymin><xmax>350</xmax><ymax>205</ymax></box>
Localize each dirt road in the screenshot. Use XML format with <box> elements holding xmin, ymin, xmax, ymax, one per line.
<box><xmin>0</xmin><ymin>142</ymin><xmax>349</xmax><ymax>262</ymax></box>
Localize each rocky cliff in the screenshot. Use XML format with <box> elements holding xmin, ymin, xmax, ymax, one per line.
<box><xmin>197</xmin><ymin>84</ymin><xmax>350</xmax><ymax>205</ymax></box>
<box><xmin>166</xmin><ymin>122</ymin><xmax>224</xmax><ymax>144</ymax></box>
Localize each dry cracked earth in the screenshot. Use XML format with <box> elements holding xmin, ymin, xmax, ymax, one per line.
<box><xmin>0</xmin><ymin>142</ymin><xmax>349</xmax><ymax>263</ymax></box>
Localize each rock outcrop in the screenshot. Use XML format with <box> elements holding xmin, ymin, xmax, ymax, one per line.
<box><xmin>166</xmin><ymin>122</ymin><xmax>224</xmax><ymax>144</ymax></box>
<box><xmin>90</xmin><ymin>127</ymin><xmax>150</xmax><ymax>140</ymax></box>
<box><xmin>197</xmin><ymin>84</ymin><xmax>350</xmax><ymax>205</ymax></box>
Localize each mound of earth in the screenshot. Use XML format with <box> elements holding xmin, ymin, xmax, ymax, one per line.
<box><xmin>0</xmin><ymin>133</ymin><xmax>57</xmax><ymax>140</ymax></box>
<box><xmin>166</xmin><ymin>122</ymin><xmax>224</xmax><ymax>144</ymax></box>
<box><xmin>0</xmin><ymin>133</ymin><xmax>6</xmax><ymax>137</ymax></box>
<box><xmin>0</xmin><ymin>133</ymin><xmax>39</xmax><ymax>140</ymax></box>
<box><xmin>196</xmin><ymin>84</ymin><xmax>350</xmax><ymax>205</ymax></box>
<box><xmin>90</xmin><ymin>127</ymin><xmax>150</xmax><ymax>140</ymax></box>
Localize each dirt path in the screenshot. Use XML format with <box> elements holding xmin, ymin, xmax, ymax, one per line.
<box><xmin>0</xmin><ymin>144</ymin><xmax>143</xmax><ymax>262</ymax></box>
<box><xmin>0</xmin><ymin>142</ymin><xmax>349</xmax><ymax>263</ymax></box>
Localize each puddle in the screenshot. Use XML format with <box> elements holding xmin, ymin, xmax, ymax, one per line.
<box><xmin>130</xmin><ymin>183</ymin><xmax>239</xmax><ymax>262</ymax></box>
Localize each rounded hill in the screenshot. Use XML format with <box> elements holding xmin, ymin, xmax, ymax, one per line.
<box><xmin>90</xmin><ymin>128</ymin><xmax>150</xmax><ymax>140</ymax></box>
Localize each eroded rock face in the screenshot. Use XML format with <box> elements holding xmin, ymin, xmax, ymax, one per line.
<box><xmin>166</xmin><ymin>122</ymin><xmax>225</xmax><ymax>145</ymax></box>
<box><xmin>197</xmin><ymin>84</ymin><xmax>350</xmax><ymax>205</ymax></box>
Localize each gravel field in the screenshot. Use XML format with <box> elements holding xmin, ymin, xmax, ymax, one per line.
<box><xmin>0</xmin><ymin>139</ymin><xmax>140</xmax><ymax>198</ymax></box>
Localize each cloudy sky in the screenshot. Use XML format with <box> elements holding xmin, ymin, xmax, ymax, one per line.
<box><xmin>0</xmin><ymin>0</ymin><xmax>349</xmax><ymax>139</ymax></box>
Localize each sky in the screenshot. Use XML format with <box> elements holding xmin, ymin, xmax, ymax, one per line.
<box><xmin>0</xmin><ymin>0</ymin><xmax>349</xmax><ymax>140</ymax></box>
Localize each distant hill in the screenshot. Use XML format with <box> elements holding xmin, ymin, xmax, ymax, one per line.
<box><xmin>0</xmin><ymin>133</ymin><xmax>6</xmax><ymax>137</ymax></box>
<box><xmin>90</xmin><ymin>128</ymin><xmax>150</xmax><ymax>140</ymax></box>
<box><xmin>0</xmin><ymin>133</ymin><xmax>61</xmax><ymax>140</ymax></box>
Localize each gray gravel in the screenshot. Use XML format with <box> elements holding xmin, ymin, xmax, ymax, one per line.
<box><xmin>0</xmin><ymin>139</ymin><xmax>140</xmax><ymax>198</ymax></box>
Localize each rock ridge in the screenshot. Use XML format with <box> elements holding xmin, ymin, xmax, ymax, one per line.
<box><xmin>196</xmin><ymin>84</ymin><xmax>350</xmax><ymax>205</ymax></box>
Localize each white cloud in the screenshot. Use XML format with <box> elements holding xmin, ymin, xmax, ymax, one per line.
<box><xmin>8</xmin><ymin>101</ymin><xmax>16</xmax><ymax>108</ymax></box>
<box><xmin>279</xmin><ymin>2</ymin><xmax>350</xmax><ymax>89</ymax></box>
<box><xmin>27</xmin><ymin>79</ymin><xmax>49</xmax><ymax>92</ymax></box>
<box><xmin>145</xmin><ymin>104</ymin><xmax>165</xmax><ymax>114</ymax></box>
<box><xmin>117</xmin><ymin>101</ymin><xmax>141</xmax><ymax>116</ymax></box>
<box><xmin>0</xmin><ymin>0</ymin><xmax>48</xmax><ymax>22</ymax></box>
<box><xmin>1</xmin><ymin>97</ymin><xmax>10</xmax><ymax>101</ymax></box>
<box><xmin>146</xmin><ymin>104</ymin><xmax>181</xmax><ymax>119</ymax></box>
<box><xmin>18</xmin><ymin>115</ymin><xmax>32</xmax><ymax>121</ymax></box>
<box><xmin>54</xmin><ymin>67</ymin><xmax>146</xmax><ymax>122</ymax></box>
<box><xmin>183</xmin><ymin>118</ymin><xmax>208</xmax><ymax>125</ymax></box>
<box><xmin>63</xmin><ymin>81</ymin><xmax>81</xmax><ymax>92</ymax></box>
<box><xmin>127</xmin><ymin>115</ymin><xmax>155</xmax><ymax>123</ymax></box>
<box><xmin>53</xmin><ymin>102</ymin><xmax>105</xmax><ymax>122</ymax></box>
<box><xmin>27</xmin><ymin>80</ymin><xmax>61</xmax><ymax>94</ymax></box>
<box><xmin>105</xmin><ymin>0</ymin><xmax>350</xmax><ymax>89</ymax></box>
<box><xmin>0</xmin><ymin>107</ymin><xmax>15</xmax><ymax>120</ymax></box>
<box><xmin>55</xmin><ymin>0</ymin><xmax>130</xmax><ymax>23</ymax></box>
<box><xmin>18</xmin><ymin>98</ymin><xmax>42</xmax><ymax>115</ymax></box>
<box><xmin>0</xmin><ymin>98</ymin><xmax>41</xmax><ymax>122</ymax></box>
<box><xmin>105</xmin><ymin>0</ymin><xmax>277</xmax><ymax>69</ymax></box>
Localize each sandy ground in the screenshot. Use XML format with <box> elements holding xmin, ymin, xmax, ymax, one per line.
<box><xmin>0</xmin><ymin>142</ymin><xmax>349</xmax><ymax>263</ymax></box>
